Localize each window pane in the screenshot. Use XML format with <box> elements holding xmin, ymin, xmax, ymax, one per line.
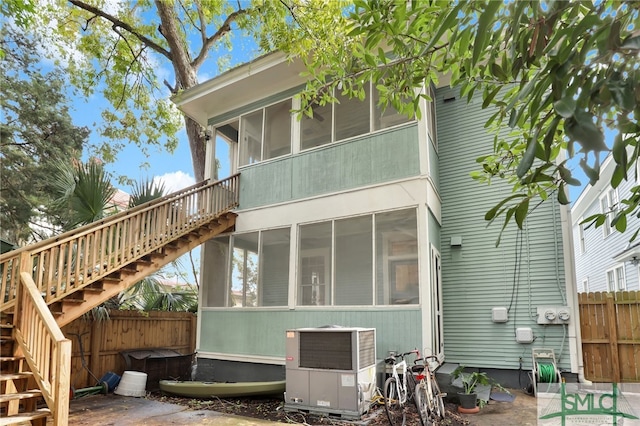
<box><xmin>376</xmin><ymin>209</ymin><xmax>418</xmax><ymax>305</ymax></box>
<box><xmin>607</xmin><ymin>270</ymin><xmax>615</xmax><ymax>291</ymax></box>
<box><xmin>616</xmin><ymin>266</ymin><xmax>625</xmax><ymax>291</ymax></box>
<box><xmin>373</xmin><ymin>86</ymin><xmax>412</xmax><ymax>130</ymax></box>
<box><xmin>264</xmin><ymin>100</ymin><xmax>292</xmax><ymax>160</ymax></box>
<box><xmin>232</xmin><ymin>233</ymin><xmax>259</xmax><ymax>307</ymax></box>
<box><xmin>298</xmin><ymin>222</ymin><xmax>332</xmax><ymax>305</ymax></box>
<box><xmin>427</xmin><ymin>84</ymin><xmax>437</xmax><ymax>148</ymax></box>
<box><xmin>239</xmin><ymin>110</ymin><xmax>263</xmax><ymax>166</ymax></box>
<box><xmin>335</xmin><ymin>216</ymin><xmax>373</xmax><ymax>305</ymax></box>
<box><xmin>260</xmin><ymin>228</ymin><xmax>290</xmax><ymax>306</ymax></box>
<box><xmin>335</xmin><ymin>85</ymin><xmax>370</xmax><ymax>141</ymax></box>
<box><xmin>301</xmin><ymin>102</ymin><xmax>332</xmax><ymax>150</ymax></box>
<box><xmin>203</xmin><ymin>237</ymin><xmax>229</xmax><ymax>307</ymax></box>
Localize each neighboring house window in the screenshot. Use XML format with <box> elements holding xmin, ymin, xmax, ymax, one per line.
<box><xmin>301</xmin><ymin>83</ymin><xmax>414</xmax><ymax>151</ymax></box>
<box><xmin>206</xmin><ymin>228</ymin><xmax>290</xmax><ymax>307</ymax></box>
<box><xmin>579</xmin><ymin>222</ymin><xmax>586</xmax><ymax>254</ymax></box>
<box><xmin>297</xmin><ymin>208</ymin><xmax>418</xmax><ymax>306</ymax></box>
<box><xmin>600</xmin><ymin>188</ymin><xmax>619</xmax><ymax>238</ymax></box>
<box><xmin>582</xmin><ymin>278</ymin><xmax>589</xmax><ymax>293</ymax></box>
<box><xmin>239</xmin><ymin>99</ymin><xmax>292</xmax><ymax>167</ymax></box>
<box><xmin>606</xmin><ymin>265</ymin><xmax>625</xmax><ymax>292</ymax></box>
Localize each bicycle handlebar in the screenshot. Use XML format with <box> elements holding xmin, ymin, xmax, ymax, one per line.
<box><xmin>384</xmin><ymin>349</ymin><xmax>421</xmax><ymax>364</ymax></box>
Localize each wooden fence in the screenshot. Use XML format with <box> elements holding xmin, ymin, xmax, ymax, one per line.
<box><xmin>61</xmin><ymin>310</ymin><xmax>196</xmax><ymax>389</ymax></box>
<box><xmin>579</xmin><ymin>291</ymin><xmax>640</xmax><ymax>383</ymax></box>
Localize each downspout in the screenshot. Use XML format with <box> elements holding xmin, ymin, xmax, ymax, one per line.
<box><xmin>559</xmin><ymin>197</ymin><xmax>592</xmax><ymax>385</ymax></box>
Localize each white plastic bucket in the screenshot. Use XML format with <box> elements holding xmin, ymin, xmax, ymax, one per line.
<box><xmin>114</xmin><ymin>371</ymin><xmax>147</xmax><ymax>397</ymax></box>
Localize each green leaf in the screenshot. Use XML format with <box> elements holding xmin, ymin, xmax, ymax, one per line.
<box><xmin>473</xmin><ymin>1</ymin><xmax>502</xmax><ymax>66</ymax></box>
<box><xmin>485</xmin><ymin>193</ymin><xmax>527</xmax><ymax>221</ymax></box>
<box><xmin>516</xmin><ymin>129</ymin><xmax>539</xmax><ymax>178</ymax></box>
<box><xmin>611</xmin><ymin>165</ymin><xmax>625</xmax><ymax>189</ymax></box>
<box><xmin>553</xmin><ymin>96</ymin><xmax>576</xmax><ymax>118</ymax></box>
<box><xmin>557</xmin><ymin>182</ymin><xmax>570</xmax><ymax>205</ymax></box>
<box><xmin>482</xmin><ymin>86</ymin><xmax>502</xmax><ymax>109</ymax></box>
<box><xmin>621</xmin><ymin>35</ymin><xmax>640</xmax><ymax>50</ymax></box>
<box><xmin>422</xmin><ymin>3</ymin><xmax>464</xmax><ymax>55</ymax></box>
<box><xmin>515</xmin><ymin>198</ymin><xmax>529</xmax><ymax>229</ymax></box>
<box><xmin>565</xmin><ymin>112</ymin><xmax>607</xmax><ymax>153</ymax></box>
<box><xmin>612</xmin><ymin>213</ymin><xmax>627</xmax><ymax>233</ymax></box>
<box><xmin>612</xmin><ymin>133</ymin><xmax>627</xmax><ymax>170</ymax></box>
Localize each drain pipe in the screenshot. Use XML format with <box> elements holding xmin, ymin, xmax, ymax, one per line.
<box><xmin>558</xmin><ymin>197</ymin><xmax>591</xmax><ymax>385</ymax></box>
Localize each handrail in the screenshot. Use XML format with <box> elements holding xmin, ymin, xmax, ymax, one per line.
<box><xmin>14</xmin><ymin>267</ymin><xmax>71</xmax><ymax>426</ymax></box>
<box><xmin>1</xmin><ymin>174</ymin><xmax>240</xmax><ymax>311</ymax></box>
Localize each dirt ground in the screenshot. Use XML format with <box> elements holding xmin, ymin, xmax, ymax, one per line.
<box><xmin>148</xmin><ymin>391</ymin><xmax>535</xmax><ymax>426</ymax></box>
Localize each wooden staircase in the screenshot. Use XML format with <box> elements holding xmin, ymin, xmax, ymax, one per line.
<box><xmin>0</xmin><ymin>175</ymin><xmax>239</xmax><ymax>425</ymax></box>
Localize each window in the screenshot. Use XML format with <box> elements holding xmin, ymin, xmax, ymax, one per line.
<box><xmin>298</xmin><ymin>222</ymin><xmax>332</xmax><ymax>306</ymax></box>
<box><xmin>582</xmin><ymin>278</ymin><xmax>589</xmax><ymax>293</ymax></box>
<box><xmin>297</xmin><ymin>208</ymin><xmax>418</xmax><ymax>307</ymax></box>
<box><xmin>335</xmin><ymin>216</ymin><xmax>373</xmax><ymax>305</ymax></box>
<box><xmin>301</xmin><ymin>83</ymin><xmax>413</xmax><ymax>151</ymax></box>
<box><xmin>600</xmin><ymin>188</ymin><xmax>619</xmax><ymax>238</ymax></box>
<box><xmin>205</xmin><ymin>229</ymin><xmax>290</xmax><ymax>307</ymax></box>
<box><xmin>606</xmin><ymin>266</ymin><xmax>625</xmax><ymax>292</ymax></box>
<box><xmin>376</xmin><ymin>209</ymin><xmax>419</xmax><ymax>305</ymax></box>
<box><xmin>579</xmin><ymin>222</ymin><xmax>586</xmax><ymax>254</ymax></box>
<box><xmin>239</xmin><ymin>99</ymin><xmax>292</xmax><ymax>167</ymax></box>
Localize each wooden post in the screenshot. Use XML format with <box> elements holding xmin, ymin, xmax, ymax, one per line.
<box><xmin>90</xmin><ymin>317</ymin><xmax>102</xmax><ymax>387</ymax></box>
<box><xmin>606</xmin><ymin>294</ymin><xmax>621</xmax><ymax>382</ymax></box>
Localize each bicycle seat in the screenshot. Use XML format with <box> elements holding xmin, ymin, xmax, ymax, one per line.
<box><xmin>411</xmin><ymin>364</ymin><xmax>425</xmax><ymax>373</ymax></box>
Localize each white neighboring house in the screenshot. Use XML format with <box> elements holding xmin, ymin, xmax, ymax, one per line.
<box><xmin>571</xmin><ymin>153</ymin><xmax>640</xmax><ymax>293</ymax></box>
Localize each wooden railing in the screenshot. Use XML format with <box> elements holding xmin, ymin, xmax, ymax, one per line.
<box><xmin>1</xmin><ymin>174</ymin><xmax>239</xmax><ymax>311</ymax></box>
<box><xmin>14</xmin><ymin>266</ymin><xmax>71</xmax><ymax>426</ymax></box>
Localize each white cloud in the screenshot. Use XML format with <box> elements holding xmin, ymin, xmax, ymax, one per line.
<box><xmin>154</xmin><ymin>171</ymin><xmax>195</xmax><ymax>194</ymax></box>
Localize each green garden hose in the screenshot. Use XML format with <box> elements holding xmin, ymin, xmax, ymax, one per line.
<box><xmin>537</xmin><ymin>362</ymin><xmax>558</xmax><ymax>383</ymax></box>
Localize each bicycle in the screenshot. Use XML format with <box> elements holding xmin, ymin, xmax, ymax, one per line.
<box><xmin>382</xmin><ymin>349</ymin><xmax>421</xmax><ymax>426</ymax></box>
<box><xmin>413</xmin><ymin>355</ymin><xmax>446</xmax><ymax>426</ymax></box>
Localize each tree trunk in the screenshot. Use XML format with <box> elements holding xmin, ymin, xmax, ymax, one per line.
<box><xmin>185</xmin><ymin>116</ymin><xmax>206</xmax><ymax>182</ymax></box>
<box><xmin>155</xmin><ymin>0</ymin><xmax>206</xmax><ymax>181</ymax></box>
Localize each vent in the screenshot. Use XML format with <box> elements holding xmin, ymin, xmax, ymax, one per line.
<box><xmin>359</xmin><ymin>330</ymin><xmax>375</xmax><ymax>368</ymax></box>
<box><xmin>299</xmin><ymin>331</ymin><xmax>352</xmax><ymax>370</ymax></box>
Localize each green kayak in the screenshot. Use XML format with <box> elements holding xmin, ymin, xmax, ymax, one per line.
<box><xmin>159</xmin><ymin>380</ymin><xmax>285</xmax><ymax>398</ymax></box>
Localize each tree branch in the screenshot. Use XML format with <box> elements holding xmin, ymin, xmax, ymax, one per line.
<box><xmin>68</xmin><ymin>0</ymin><xmax>173</xmax><ymax>60</ymax></box>
<box><xmin>191</xmin><ymin>6</ymin><xmax>248</xmax><ymax>70</ymax></box>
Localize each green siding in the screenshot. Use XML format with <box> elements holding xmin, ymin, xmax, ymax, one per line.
<box><xmin>200</xmin><ymin>309</ymin><xmax>421</xmax><ymax>360</ymax></box>
<box><xmin>240</xmin><ymin>124</ymin><xmax>420</xmax><ymax>209</ymax></box>
<box><xmin>436</xmin><ymin>87</ymin><xmax>569</xmax><ymax>371</ymax></box>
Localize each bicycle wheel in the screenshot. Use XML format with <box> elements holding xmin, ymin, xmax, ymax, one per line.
<box><xmin>430</xmin><ymin>374</ymin><xmax>446</xmax><ymax>421</ymax></box>
<box><xmin>383</xmin><ymin>376</ymin><xmax>405</xmax><ymax>426</ymax></box>
<box><xmin>414</xmin><ymin>382</ymin><xmax>430</xmax><ymax>426</ymax></box>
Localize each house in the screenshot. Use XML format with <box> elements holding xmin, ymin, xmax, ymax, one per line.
<box><xmin>571</xmin><ymin>153</ymin><xmax>640</xmax><ymax>292</ymax></box>
<box><xmin>173</xmin><ymin>51</ymin><xmax>584</xmax><ymax>389</ymax></box>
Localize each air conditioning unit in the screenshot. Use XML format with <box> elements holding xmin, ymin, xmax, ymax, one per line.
<box><xmin>284</xmin><ymin>326</ymin><xmax>376</xmax><ymax>419</ymax></box>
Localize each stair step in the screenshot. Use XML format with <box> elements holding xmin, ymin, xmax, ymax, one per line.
<box><xmin>0</xmin><ymin>389</ymin><xmax>43</xmax><ymax>403</ymax></box>
<box><xmin>0</xmin><ymin>356</ymin><xmax>24</xmax><ymax>362</ymax></box>
<box><xmin>0</xmin><ymin>408</ymin><xmax>51</xmax><ymax>426</ymax></box>
<box><xmin>0</xmin><ymin>372</ymin><xmax>33</xmax><ymax>382</ymax></box>
<box><xmin>61</xmin><ymin>298</ymin><xmax>85</xmax><ymax>305</ymax></box>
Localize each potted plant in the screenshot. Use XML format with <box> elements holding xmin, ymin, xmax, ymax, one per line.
<box><xmin>452</xmin><ymin>366</ymin><xmax>508</xmax><ymax>412</ymax></box>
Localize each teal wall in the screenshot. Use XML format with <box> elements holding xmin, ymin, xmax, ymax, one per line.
<box><xmin>239</xmin><ymin>124</ymin><xmax>420</xmax><ymax>209</ymax></box>
<box><xmin>200</xmin><ymin>309</ymin><xmax>421</xmax><ymax>360</ymax></box>
<box><xmin>436</xmin><ymin>87</ymin><xmax>570</xmax><ymax>371</ymax></box>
